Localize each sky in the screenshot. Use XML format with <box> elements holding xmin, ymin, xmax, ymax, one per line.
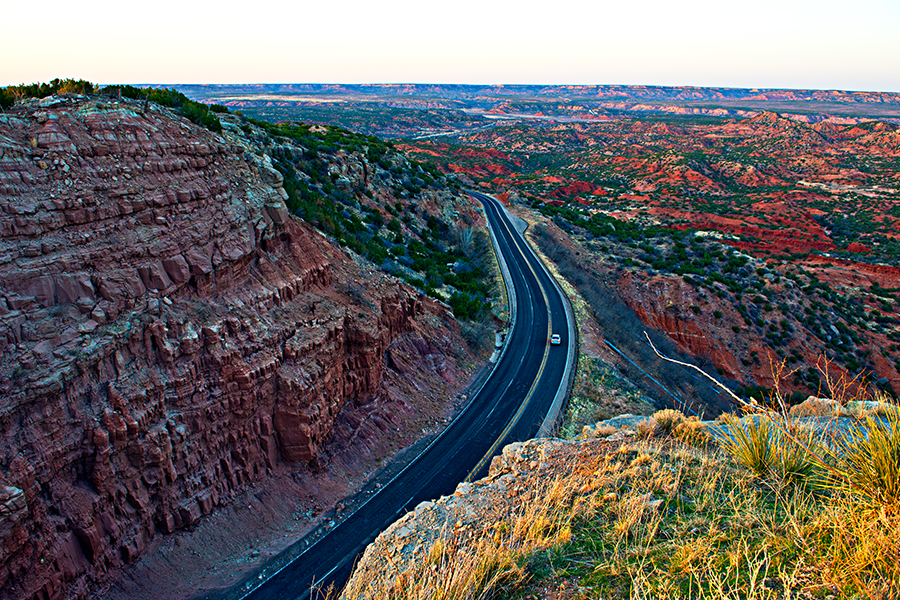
<box><xmin>2</xmin><ymin>0</ymin><xmax>899</xmax><ymax>92</ymax></box>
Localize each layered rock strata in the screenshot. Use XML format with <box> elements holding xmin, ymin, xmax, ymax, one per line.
<box><xmin>0</xmin><ymin>96</ymin><xmax>471</xmax><ymax>599</ymax></box>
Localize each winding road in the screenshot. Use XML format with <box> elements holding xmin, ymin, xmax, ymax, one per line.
<box><xmin>228</xmin><ymin>192</ymin><xmax>575</xmax><ymax>600</ymax></box>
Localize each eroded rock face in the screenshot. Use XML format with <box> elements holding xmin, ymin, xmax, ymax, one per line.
<box><xmin>0</xmin><ymin>96</ymin><xmax>468</xmax><ymax>599</ymax></box>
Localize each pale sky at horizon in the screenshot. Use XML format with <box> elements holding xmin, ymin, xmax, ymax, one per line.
<box><xmin>2</xmin><ymin>0</ymin><xmax>899</xmax><ymax>93</ymax></box>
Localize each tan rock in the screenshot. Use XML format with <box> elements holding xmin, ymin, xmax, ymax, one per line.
<box><xmin>789</xmin><ymin>396</ymin><xmax>841</xmax><ymax>418</ymax></box>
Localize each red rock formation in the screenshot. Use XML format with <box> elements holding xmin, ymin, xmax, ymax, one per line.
<box><xmin>616</xmin><ymin>273</ymin><xmax>743</xmax><ymax>381</ymax></box>
<box><xmin>0</xmin><ymin>97</ymin><xmax>473</xmax><ymax>599</ymax></box>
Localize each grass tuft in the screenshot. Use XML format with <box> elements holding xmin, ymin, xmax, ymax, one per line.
<box><xmin>829</xmin><ymin>408</ymin><xmax>900</xmax><ymax>510</ymax></box>
<box><xmin>673</xmin><ymin>415</ymin><xmax>713</xmax><ymax>447</ymax></box>
<box><xmin>714</xmin><ymin>413</ymin><xmax>775</xmax><ymax>478</ymax></box>
<box><xmin>652</xmin><ymin>408</ymin><xmax>687</xmax><ymax>435</ymax></box>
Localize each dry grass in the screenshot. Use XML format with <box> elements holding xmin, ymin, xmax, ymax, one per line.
<box><xmin>815</xmin><ymin>497</ymin><xmax>900</xmax><ymax>597</ymax></box>
<box><xmin>636</xmin><ymin>419</ymin><xmax>658</xmax><ymax>440</ymax></box>
<box><xmin>540</xmin><ymin>440</ymin><xmax>899</xmax><ymax>599</ymax></box>
<box><xmin>588</xmin><ymin>424</ymin><xmax>618</xmax><ymax>438</ymax></box>
<box><xmin>333</xmin><ymin>466</ymin><xmax>600</xmax><ymax>600</ymax></box>
<box><xmin>540</xmin><ymin>443</ymin><xmax>822</xmax><ymax>599</ymax></box>
<box><xmin>652</xmin><ymin>409</ymin><xmax>687</xmax><ymax>435</ymax></box>
<box><xmin>673</xmin><ymin>416</ymin><xmax>713</xmax><ymax>447</ymax></box>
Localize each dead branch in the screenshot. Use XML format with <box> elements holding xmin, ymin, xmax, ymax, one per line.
<box><xmin>643</xmin><ymin>331</ymin><xmax>749</xmax><ymax>408</ymax></box>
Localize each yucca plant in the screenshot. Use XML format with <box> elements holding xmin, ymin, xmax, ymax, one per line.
<box><xmin>715</xmin><ymin>411</ymin><xmax>828</xmax><ymax>487</ymax></box>
<box><xmin>829</xmin><ymin>408</ymin><xmax>900</xmax><ymax>509</ymax></box>
<box><xmin>770</xmin><ymin>425</ymin><xmax>820</xmax><ymax>487</ymax></box>
<box><xmin>714</xmin><ymin>413</ymin><xmax>775</xmax><ymax>478</ymax></box>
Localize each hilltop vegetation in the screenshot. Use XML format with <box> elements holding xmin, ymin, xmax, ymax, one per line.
<box><xmin>103</xmin><ymin>85</ymin><xmax>225</xmax><ymax>133</ymax></box>
<box><xmin>0</xmin><ymin>78</ymin><xmax>96</xmax><ymax>108</ymax></box>
<box><xmin>1</xmin><ymin>80</ymin><xmax>225</xmax><ymax>133</ymax></box>
<box><xmin>340</xmin><ymin>397</ymin><xmax>900</xmax><ymax>600</ymax></box>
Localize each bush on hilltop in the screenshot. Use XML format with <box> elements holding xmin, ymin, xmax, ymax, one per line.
<box><xmin>0</xmin><ymin>80</ymin><xmax>224</xmax><ymax>134</ymax></box>
<box><xmin>0</xmin><ymin>78</ymin><xmax>97</xmax><ymax>109</ymax></box>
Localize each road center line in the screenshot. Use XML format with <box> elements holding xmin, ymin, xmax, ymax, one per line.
<box><xmin>464</xmin><ymin>197</ymin><xmax>554</xmax><ymax>482</ymax></box>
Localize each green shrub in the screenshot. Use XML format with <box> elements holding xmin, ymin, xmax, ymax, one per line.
<box><xmin>368</xmin><ymin>210</ymin><xmax>384</xmax><ymax>228</ymax></box>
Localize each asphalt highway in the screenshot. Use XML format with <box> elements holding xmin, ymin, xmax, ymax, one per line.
<box><xmin>237</xmin><ymin>192</ymin><xmax>573</xmax><ymax>600</ymax></box>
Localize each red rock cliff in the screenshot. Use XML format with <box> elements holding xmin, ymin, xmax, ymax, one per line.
<box><xmin>0</xmin><ymin>96</ymin><xmax>471</xmax><ymax>599</ymax></box>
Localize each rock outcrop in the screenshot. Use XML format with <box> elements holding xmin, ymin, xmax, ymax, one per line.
<box><xmin>0</xmin><ymin>96</ymin><xmax>475</xmax><ymax>599</ymax></box>
<box><xmin>342</xmin><ymin>436</ymin><xmax>601</xmax><ymax>596</ymax></box>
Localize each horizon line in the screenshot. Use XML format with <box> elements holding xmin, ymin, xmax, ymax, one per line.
<box><xmin>4</xmin><ymin>80</ymin><xmax>900</xmax><ymax>96</ymax></box>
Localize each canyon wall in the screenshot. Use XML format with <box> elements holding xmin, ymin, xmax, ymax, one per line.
<box><xmin>0</xmin><ymin>96</ymin><xmax>471</xmax><ymax>599</ymax></box>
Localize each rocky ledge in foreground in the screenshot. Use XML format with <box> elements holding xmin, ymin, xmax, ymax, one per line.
<box><xmin>343</xmin><ymin>399</ymin><xmax>900</xmax><ymax>598</ymax></box>
<box><xmin>341</xmin><ymin>437</ymin><xmax>595</xmax><ymax>597</ymax></box>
